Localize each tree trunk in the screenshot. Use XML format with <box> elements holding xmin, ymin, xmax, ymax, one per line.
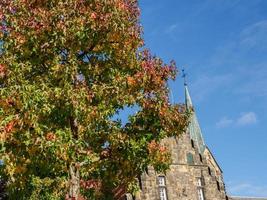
<box><xmin>69</xmin><ymin>164</ymin><xmax>80</xmax><ymax>199</ymax></box>
<box><xmin>68</xmin><ymin>110</ymin><xmax>80</xmax><ymax>199</ymax></box>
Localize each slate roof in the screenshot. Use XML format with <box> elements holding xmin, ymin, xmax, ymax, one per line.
<box><xmin>185</xmin><ymin>84</ymin><xmax>206</xmax><ymax>154</ymax></box>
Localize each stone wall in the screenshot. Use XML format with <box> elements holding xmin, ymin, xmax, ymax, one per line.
<box><xmin>134</xmin><ymin>132</ymin><xmax>227</xmax><ymax>200</ymax></box>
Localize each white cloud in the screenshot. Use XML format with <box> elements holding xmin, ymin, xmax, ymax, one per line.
<box><xmin>237</xmin><ymin>112</ymin><xmax>257</xmax><ymax>126</ymax></box>
<box><xmin>227</xmin><ymin>182</ymin><xmax>267</xmax><ymax>197</ymax></box>
<box><xmin>234</xmin><ymin>63</ymin><xmax>267</xmax><ymax>98</ymax></box>
<box><xmin>216</xmin><ymin>112</ymin><xmax>257</xmax><ymax>128</ymax></box>
<box><xmin>240</xmin><ymin>20</ymin><xmax>267</xmax><ymax>51</ymax></box>
<box><xmin>216</xmin><ymin>117</ymin><xmax>233</xmax><ymax>128</ymax></box>
<box><xmin>165</xmin><ymin>24</ymin><xmax>178</xmax><ymax>34</ymax></box>
<box><xmin>206</xmin><ymin>20</ymin><xmax>267</xmax><ymax>99</ymax></box>
<box><xmin>191</xmin><ymin>74</ymin><xmax>233</xmax><ymax>102</ymax></box>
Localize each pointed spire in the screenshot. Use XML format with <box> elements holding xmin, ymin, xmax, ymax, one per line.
<box><xmin>185</xmin><ymin>85</ymin><xmax>193</xmax><ymax>108</ymax></box>
<box><xmin>182</xmin><ymin>69</ymin><xmax>193</xmax><ymax>108</ymax></box>
<box><xmin>182</xmin><ymin>70</ymin><xmax>206</xmax><ymax>154</ymax></box>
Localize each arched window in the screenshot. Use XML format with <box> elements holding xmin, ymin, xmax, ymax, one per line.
<box><xmin>187</xmin><ymin>153</ymin><xmax>194</xmax><ymax>165</ymax></box>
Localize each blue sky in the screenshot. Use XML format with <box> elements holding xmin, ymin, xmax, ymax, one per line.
<box><xmin>139</xmin><ymin>0</ymin><xmax>267</xmax><ymax>197</ymax></box>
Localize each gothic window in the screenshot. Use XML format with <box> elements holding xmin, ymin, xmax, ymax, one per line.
<box><xmin>187</xmin><ymin>153</ymin><xmax>194</xmax><ymax>165</ymax></box>
<box><xmin>196</xmin><ymin>178</ymin><xmax>205</xmax><ymax>200</ymax></box>
<box><xmin>158</xmin><ymin>176</ymin><xmax>168</xmax><ymax>200</ymax></box>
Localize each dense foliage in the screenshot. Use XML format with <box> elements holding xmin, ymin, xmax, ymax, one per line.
<box><xmin>0</xmin><ymin>0</ymin><xmax>188</xmax><ymax>199</ymax></box>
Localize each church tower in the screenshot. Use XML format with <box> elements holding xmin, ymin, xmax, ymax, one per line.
<box><xmin>133</xmin><ymin>82</ymin><xmax>228</xmax><ymax>200</ymax></box>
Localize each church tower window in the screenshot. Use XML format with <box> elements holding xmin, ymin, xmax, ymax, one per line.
<box><xmin>208</xmin><ymin>167</ymin><xmax>212</xmax><ymax>176</ymax></box>
<box><xmin>137</xmin><ymin>175</ymin><xmax>142</xmax><ymax>190</ymax></box>
<box><xmin>191</xmin><ymin>139</ymin><xmax>195</xmax><ymax>148</ymax></box>
<box><xmin>199</xmin><ymin>154</ymin><xmax>203</xmax><ymax>163</ymax></box>
<box><xmin>187</xmin><ymin>152</ymin><xmax>194</xmax><ymax>165</ymax></box>
<box><xmin>216</xmin><ymin>180</ymin><xmax>221</xmax><ymax>191</ymax></box>
<box><xmin>196</xmin><ymin>178</ymin><xmax>205</xmax><ymax>200</ymax></box>
<box><xmin>158</xmin><ymin>176</ymin><xmax>168</xmax><ymax>200</ymax></box>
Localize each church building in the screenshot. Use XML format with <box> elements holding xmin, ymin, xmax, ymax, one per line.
<box><xmin>131</xmin><ymin>83</ymin><xmax>227</xmax><ymax>200</ymax></box>
<box><xmin>126</xmin><ymin>82</ymin><xmax>267</xmax><ymax>200</ymax></box>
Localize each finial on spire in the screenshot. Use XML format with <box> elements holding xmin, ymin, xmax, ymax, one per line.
<box><xmin>182</xmin><ymin>68</ymin><xmax>187</xmax><ymax>86</ymax></box>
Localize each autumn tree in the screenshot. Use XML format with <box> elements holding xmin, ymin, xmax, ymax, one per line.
<box><xmin>0</xmin><ymin>0</ymin><xmax>188</xmax><ymax>199</ymax></box>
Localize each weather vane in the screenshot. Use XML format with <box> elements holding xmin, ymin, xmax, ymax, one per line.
<box><xmin>182</xmin><ymin>68</ymin><xmax>187</xmax><ymax>86</ymax></box>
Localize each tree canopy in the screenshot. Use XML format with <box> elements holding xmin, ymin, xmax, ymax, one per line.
<box><xmin>0</xmin><ymin>0</ymin><xmax>188</xmax><ymax>199</ymax></box>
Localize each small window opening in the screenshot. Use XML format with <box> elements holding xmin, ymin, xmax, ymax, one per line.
<box><xmin>191</xmin><ymin>139</ymin><xmax>195</xmax><ymax>148</ymax></box>
<box><xmin>158</xmin><ymin>176</ymin><xmax>168</xmax><ymax>200</ymax></box>
<box><xmin>208</xmin><ymin>167</ymin><xmax>211</xmax><ymax>176</ymax></box>
<box><xmin>187</xmin><ymin>153</ymin><xmax>194</xmax><ymax>165</ymax></box>
<box><xmin>197</xmin><ymin>178</ymin><xmax>205</xmax><ymax>200</ymax></box>
<box><xmin>138</xmin><ymin>175</ymin><xmax>142</xmax><ymax>190</ymax></box>
<box><xmin>199</xmin><ymin>154</ymin><xmax>203</xmax><ymax>163</ymax></box>
<box><xmin>125</xmin><ymin>194</ymin><xmax>134</xmax><ymax>200</ymax></box>
<box><xmin>216</xmin><ymin>181</ymin><xmax>221</xmax><ymax>191</ymax></box>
